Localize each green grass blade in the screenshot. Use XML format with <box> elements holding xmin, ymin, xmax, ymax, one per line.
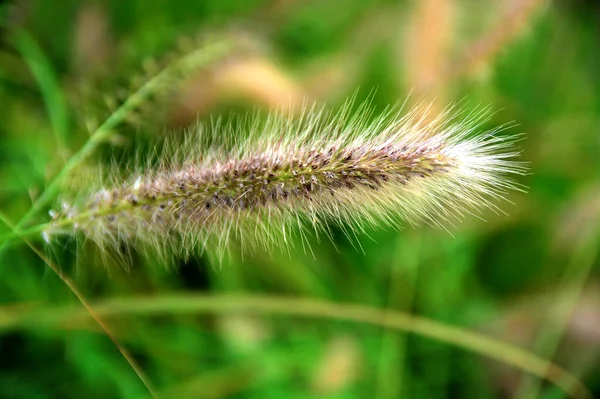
<box><xmin>12</xmin><ymin>29</ymin><xmax>69</xmax><ymax>150</ymax></box>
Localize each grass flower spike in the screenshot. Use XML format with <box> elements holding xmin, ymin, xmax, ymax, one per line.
<box><xmin>45</xmin><ymin>100</ymin><xmax>526</xmax><ymax>262</ymax></box>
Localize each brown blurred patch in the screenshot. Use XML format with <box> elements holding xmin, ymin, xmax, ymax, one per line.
<box><xmin>404</xmin><ymin>0</ymin><xmax>455</xmax><ymax>101</ymax></box>
<box><xmin>72</xmin><ymin>3</ymin><xmax>112</xmax><ymax>78</ymax></box>
<box><xmin>311</xmin><ymin>335</ymin><xmax>361</xmax><ymax>395</ymax></box>
<box><xmin>169</xmin><ymin>55</ymin><xmax>307</xmax><ymax>127</ymax></box>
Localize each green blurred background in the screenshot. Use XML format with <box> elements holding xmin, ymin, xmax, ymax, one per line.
<box><xmin>0</xmin><ymin>0</ymin><xmax>599</xmax><ymax>398</ymax></box>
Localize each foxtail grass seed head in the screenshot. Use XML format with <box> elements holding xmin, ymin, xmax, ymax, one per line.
<box><xmin>45</xmin><ymin>100</ymin><xmax>527</xmax><ymax>263</ymax></box>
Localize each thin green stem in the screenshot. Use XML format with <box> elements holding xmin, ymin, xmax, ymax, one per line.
<box><xmin>0</xmin><ymin>212</ymin><xmax>157</xmax><ymax>398</ymax></box>
<box><xmin>0</xmin><ymin>223</ymin><xmax>49</xmax><ymax>244</ymax></box>
<box><xmin>0</xmin><ymin>40</ymin><xmax>233</xmax><ymax>258</ymax></box>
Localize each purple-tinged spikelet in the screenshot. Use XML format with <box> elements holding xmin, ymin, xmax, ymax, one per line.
<box><xmin>46</xmin><ymin>101</ymin><xmax>526</xmax><ymax>262</ymax></box>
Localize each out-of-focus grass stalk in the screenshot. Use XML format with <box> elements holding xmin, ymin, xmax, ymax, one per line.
<box><xmin>374</xmin><ymin>232</ymin><xmax>421</xmax><ymax>398</ymax></box>
<box><xmin>515</xmin><ymin>235</ymin><xmax>598</xmax><ymax>399</ymax></box>
<box><xmin>0</xmin><ymin>294</ymin><xmax>592</xmax><ymax>399</ymax></box>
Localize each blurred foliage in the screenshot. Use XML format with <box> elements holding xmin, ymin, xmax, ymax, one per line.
<box><xmin>0</xmin><ymin>0</ymin><xmax>599</xmax><ymax>398</ymax></box>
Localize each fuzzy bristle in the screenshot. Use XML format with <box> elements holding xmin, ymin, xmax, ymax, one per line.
<box><xmin>46</xmin><ymin>100</ymin><xmax>527</xmax><ymax>262</ymax></box>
